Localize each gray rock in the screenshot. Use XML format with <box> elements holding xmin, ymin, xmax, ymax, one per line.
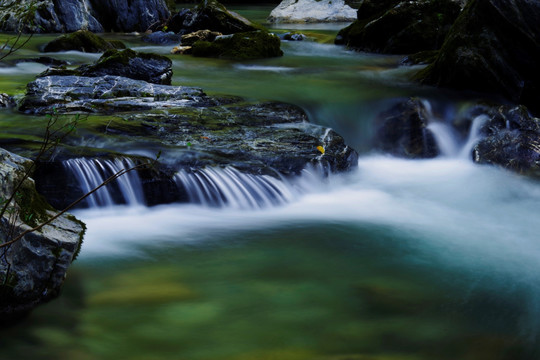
<box><xmin>142</xmin><ymin>31</ymin><xmax>183</xmax><ymax>45</ymax></box>
<box><xmin>0</xmin><ymin>93</ymin><xmax>13</xmax><ymax>108</ymax></box>
<box><xmin>0</xmin><ymin>148</ymin><xmax>85</xmax><ymax>323</ymax></box>
<box><xmin>0</xmin><ymin>0</ymin><xmax>170</xmax><ymax>33</ymax></box>
<box><xmin>19</xmin><ymin>75</ymin><xmax>209</xmax><ymax>114</ymax></box>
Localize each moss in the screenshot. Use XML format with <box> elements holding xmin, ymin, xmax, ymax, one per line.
<box><xmin>43</xmin><ymin>30</ymin><xmax>126</xmax><ymax>53</ymax></box>
<box><xmin>15</xmin><ymin>179</ymin><xmax>54</xmax><ymax>228</ymax></box>
<box><xmin>192</xmin><ymin>31</ymin><xmax>283</xmax><ymax>60</ymax></box>
<box><xmin>66</xmin><ymin>214</ymin><xmax>86</xmax><ymax>261</ymax></box>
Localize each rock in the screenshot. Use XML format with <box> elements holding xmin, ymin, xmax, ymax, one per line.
<box><xmin>373</xmin><ymin>98</ymin><xmax>439</xmax><ymax>158</ymax></box>
<box><xmin>267</xmin><ymin>0</ymin><xmax>357</xmax><ymax>23</ymax></box>
<box><xmin>335</xmin><ymin>0</ymin><xmax>462</xmax><ymax>54</ymax></box>
<box><xmin>471</xmin><ymin>104</ymin><xmax>540</xmax><ymax>177</ymax></box>
<box><xmin>39</xmin><ymin>49</ymin><xmax>173</xmax><ymax>85</ymax></box>
<box><xmin>400</xmin><ymin>50</ymin><xmax>439</xmax><ymax>66</ymax></box>
<box><xmin>164</xmin><ymin>0</ymin><xmax>261</xmax><ymax>35</ymax></box>
<box><xmin>0</xmin><ymin>93</ymin><xmax>13</xmax><ymax>108</ymax></box>
<box><xmin>191</xmin><ymin>31</ymin><xmax>283</xmax><ymax>60</ymax></box>
<box><xmin>0</xmin><ymin>147</ymin><xmax>85</xmax><ymax>323</ymax></box>
<box><xmin>0</xmin><ymin>0</ymin><xmax>170</xmax><ymax>33</ymax></box>
<box><xmin>181</xmin><ymin>29</ymin><xmax>222</xmax><ymax>46</ymax></box>
<box><xmin>18</xmin><ymin>75</ymin><xmax>209</xmax><ymax>114</ymax></box>
<box><xmin>171</xmin><ymin>45</ymin><xmax>193</xmax><ymax>55</ymax></box>
<box><xmin>415</xmin><ymin>0</ymin><xmax>540</xmax><ymax>115</ymax></box>
<box><xmin>142</xmin><ymin>31</ymin><xmax>182</xmax><ymax>45</ymax></box>
<box><xmin>43</xmin><ymin>30</ymin><xmax>126</xmax><ymax>53</ymax></box>
<box><xmin>32</xmin><ymin>101</ymin><xmax>358</xmax><ymax>208</ymax></box>
<box><xmin>282</xmin><ymin>32</ymin><xmax>307</xmax><ymax>41</ymax></box>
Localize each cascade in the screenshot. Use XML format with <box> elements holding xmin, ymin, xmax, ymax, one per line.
<box><xmin>64</xmin><ymin>157</ymin><xmax>146</xmax><ymax>207</ymax></box>
<box><xmin>174</xmin><ymin>167</ymin><xmax>298</xmax><ymax>209</ymax></box>
<box><xmin>460</xmin><ymin>114</ymin><xmax>489</xmax><ymax>158</ymax></box>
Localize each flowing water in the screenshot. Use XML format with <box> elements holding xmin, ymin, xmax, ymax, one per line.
<box><xmin>1</xmin><ymin>5</ymin><xmax>539</xmax><ymax>360</ymax></box>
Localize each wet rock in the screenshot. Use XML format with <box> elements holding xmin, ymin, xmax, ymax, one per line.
<box><xmin>15</xmin><ymin>57</ymin><xmax>69</xmax><ymax>67</ymax></box>
<box><xmin>181</xmin><ymin>29</ymin><xmax>222</xmax><ymax>46</ymax></box>
<box><xmin>416</xmin><ymin>0</ymin><xmax>540</xmax><ymax>116</ymax></box>
<box><xmin>164</xmin><ymin>0</ymin><xmax>261</xmax><ymax>35</ymax></box>
<box><xmin>336</xmin><ymin>0</ymin><xmax>462</xmax><ymax>54</ymax></box>
<box><xmin>373</xmin><ymin>98</ymin><xmax>439</xmax><ymax>158</ymax></box>
<box><xmin>471</xmin><ymin>105</ymin><xmax>540</xmax><ymax>177</ymax></box>
<box><xmin>171</xmin><ymin>45</ymin><xmax>193</xmax><ymax>55</ymax></box>
<box><xmin>191</xmin><ymin>31</ymin><xmax>283</xmax><ymax>60</ymax></box>
<box><xmin>18</xmin><ymin>75</ymin><xmax>209</xmax><ymax>114</ymax></box>
<box><xmin>39</xmin><ymin>49</ymin><xmax>173</xmax><ymax>85</ymax></box>
<box><xmin>142</xmin><ymin>31</ymin><xmax>182</xmax><ymax>45</ymax></box>
<box><xmin>0</xmin><ymin>93</ymin><xmax>13</xmax><ymax>108</ymax></box>
<box><xmin>43</xmin><ymin>30</ymin><xmax>126</xmax><ymax>53</ymax></box>
<box><xmin>0</xmin><ymin>147</ymin><xmax>85</xmax><ymax>323</ymax></box>
<box><xmin>267</xmin><ymin>0</ymin><xmax>357</xmax><ymax>23</ymax></box>
<box><xmin>0</xmin><ymin>0</ymin><xmax>170</xmax><ymax>33</ymax></box>
<box><xmin>282</xmin><ymin>32</ymin><xmax>307</xmax><ymax>41</ymax></box>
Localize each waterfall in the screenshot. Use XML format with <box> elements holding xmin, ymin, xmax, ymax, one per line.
<box><xmin>460</xmin><ymin>114</ymin><xmax>489</xmax><ymax>158</ymax></box>
<box><xmin>174</xmin><ymin>167</ymin><xmax>297</xmax><ymax>209</ymax></box>
<box><xmin>427</xmin><ymin>122</ymin><xmax>460</xmax><ymax>157</ymax></box>
<box><xmin>64</xmin><ymin>158</ymin><xmax>146</xmax><ymax>208</ymax></box>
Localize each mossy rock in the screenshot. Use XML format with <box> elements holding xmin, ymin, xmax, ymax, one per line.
<box><xmin>43</xmin><ymin>30</ymin><xmax>126</xmax><ymax>53</ymax></box>
<box><xmin>192</xmin><ymin>31</ymin><xmax>283</xmax><ymax>60</ymax></box>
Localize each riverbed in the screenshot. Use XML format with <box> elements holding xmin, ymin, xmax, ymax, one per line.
<box><xmin>0</xmin><ymin>4</ymin><xmax>539</xmax><ymax>360</ymax></box>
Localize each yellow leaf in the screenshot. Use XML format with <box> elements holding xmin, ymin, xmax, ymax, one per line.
<box><xmin>317</xmin><ymin>145</ymin><xmax>325</xmax><ymax>154</ymax></box>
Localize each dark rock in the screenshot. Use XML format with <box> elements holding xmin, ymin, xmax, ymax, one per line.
<box><xmin>336</xmin><ymin>0</ymin><xmax>462</xmax><ymax>54</ymax></box>
<box><xmin>19</xmin><ymin>75</ymin><xmax>208</xmax><ymax>114</ymax></box>
<box><xmin>43</xmin><ymin>30</ymin><xmax>126</xmax><ymax>53</ymax></box>
<box><xmin>0</xmin><ymin>0</ymin><xmax>170</xmax><ymax>33</ymax></box>
<box><xmin>471</xmin><ymin>105</ymin><xmax>540</xmax><ymax>176</ymax></box>
<box><xmin>0</xmin><ymin>148</ymin><xmax>85</xmax><ymax>323</ymax></box>
<box><xmin>282</xmin><ymin>32</ymin><xmax>307</xmax><ymax>41</ymax></box>
<box><xmin>400</xmin><ymin>50</ymin><xmax>439</xmax><ymax>66</ymax></box>
<box><xmin>181</xmin><ymin>29</ymin><xmax>223</xmax><ymax>46</ymax></box>
<box><xmin>164</xmin><ymin>0</ymin><xmax>261</xmax><ymax>35</ymax></box>
<box><xmin>373</xmin><ymin>98</ymin><xmax>439</xmax><ymax>158</ymax></box>
<box><xmin>0</xmin><ymin>93</ymin><xmax>14</xmax><ymax>108</ymax></box>
<box><xmin>192</xmin><ymin>31</ymin><xmax>283</xmax><ymax>60</ymax></box>
<box><xmin>142</xmin><ymin>31</ymin><xmax>182</xmax><ymax>45</ymax></box>
<box><xmin>416</xmin><ymin>0</ymin><xmax>540</xmax><ymax>116</ymax></box>
<box><xmin>39</xmin><ymin>49</ymin><xmax>173</xmax><ymax>85</ymax></box>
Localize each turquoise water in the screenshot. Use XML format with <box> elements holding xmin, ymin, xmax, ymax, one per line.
<box><xmin>1</xmin><ymin>5</ymin><xmax>540</xmax><ymax>360</ymax></box>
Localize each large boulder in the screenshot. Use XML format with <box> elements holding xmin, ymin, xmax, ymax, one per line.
<box><xmin>0</xmin><ymin>148</ymin><xmax>85</xmax><ymax>323</ymax></box>
<box><xmin>37</xmin><ymin>49</ymin><xmax>173</xmax><ymax>85</ymax></box>
<box><xmin>373</xmin><ymin>98</ymin><xmax>439</xmax><ymax>158</ymax></box>
<box><xmin>0</xmin><ymin>0</ymin><xmax>170</xmax><ymax>33</ymax></box>
<box><xmin>416</xmin><ymin>0</ymin><xmax>540</xmax><ymax>115</ymax></box>
<box><xmin>43</xmin><ymin>30</ymin><xmax>126</xmax><ymax>53</ymax></box>
<box><xmin>336</xmin><ymin>0</ymin><xmax>462</xmax><ymax>54</ymax></box>
<box><xmin>267</xmin><ymin>0</ymin><xmax>357</xmax><ymax>23</ymax></box>
<box><xmin>164</xmin><ymin>0</ymin><xmax>261</xmax><ymax>35</ymax></box>
<box><xmin>191</xmin><ymin>31</ymin><xmax>283</xmax><ymax>60</ymax></box>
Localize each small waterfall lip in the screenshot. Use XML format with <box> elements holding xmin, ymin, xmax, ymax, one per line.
<box><xmin>174</xmin><ymin>166</ymin><xmax>300</xmax><ymax>210</ymax></box>
<box><xmin>64</xmin><ymin>157</ymin><xmax>146</xmax><ymax>208</ymax></box>
<box><xmin>460</xmin><ymin>114</ymin><xmax>489</xmax><ymax>159</ymax></box>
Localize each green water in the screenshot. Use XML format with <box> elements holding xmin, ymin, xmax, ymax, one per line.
<box><xmin>1</xmin><ymin>5</ymin><xmax>539</xmax><ymax>360</ymax></box>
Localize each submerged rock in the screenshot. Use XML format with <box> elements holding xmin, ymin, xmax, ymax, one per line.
<box><xmin>164</xmin><ymin>0</ymin><xmax>261</xmax><ymax>35</ymax></box>
<box><xmin>142</xmin><ymin>31</ymin><xmax>182</xmax><ymax>45</ymax></box>
<box><xmin>43</xmin><ymin>30</ymin><xmax>126</xmax><ymax>53</ymax></box>
<box><xmin>0</xmin><ymin>148</ymin><xmax>85</xmax><ymax>323</ymax></box>
<box><xmin>0</xmin><ymin>0</ymin><xmax>170</xmax><ymax>33</ymax></box>
<box><xmin>336</xmin><ymin>0</ymin><xmax>462</xmax><ymax>54</ymax></box>
<box><xmin>191</xmin><ymin>31</ymin><xmax>283</xmax><ymax>60</ymax></box>
<box><xmin>415</xmin><ymin>0</ymin><xmax>540</xmax><ymax>115</ymax></box>
<box><xmin>373</xmin><ymin>98</ymin><xmax>439</xmax><ymax>158</ymax></box>
<box><xmin>267</xmin><ymin>0</ymin><xmax>357</xmax><ymax>23</ymax></box>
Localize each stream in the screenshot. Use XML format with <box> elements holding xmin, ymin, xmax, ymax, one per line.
<box><xmin>1</xmin><ymin>5</ymin><xmax>539</xmax><ymax>360</ymax></box>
